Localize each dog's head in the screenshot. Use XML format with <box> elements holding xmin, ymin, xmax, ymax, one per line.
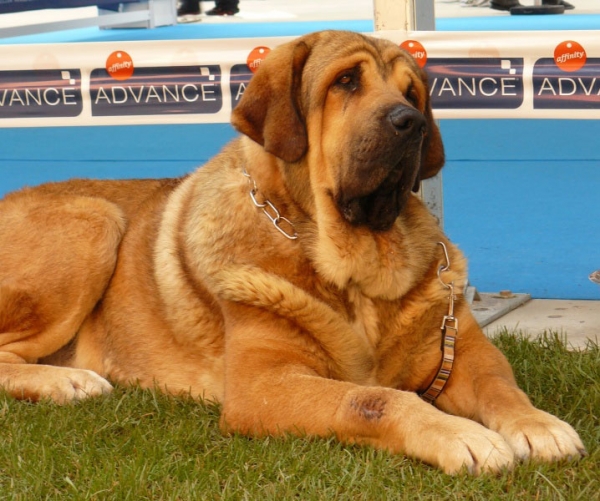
<box><xmin>232</xmin><ymin>30</ymin><xmax>444</xmax><ymax>232</ymax></box>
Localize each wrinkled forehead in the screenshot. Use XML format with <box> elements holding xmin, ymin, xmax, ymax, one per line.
<box><xmin>299</xmin><ymin>34</ymin><xmax>423</xmax><ymax>104</ymax></box>
<box><xmin>304</xmin><ymin>34</ymin><xmax>417</xmax><ymax>77</ymax></box>
<box><xmin>309</xmin><ymin>33</ymin><xmax>414</xmax><ymax>68</ymax></box>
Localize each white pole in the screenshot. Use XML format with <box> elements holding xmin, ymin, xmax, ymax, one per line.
<box><xmin>373</xmin><ymin>0</ymin><xmax>412</xmax><ymax>31</ymax></box>
<box><xmin>373</xmin><ymin>0</ymin><xmax>435</xmax><ymax>31</ymax></box>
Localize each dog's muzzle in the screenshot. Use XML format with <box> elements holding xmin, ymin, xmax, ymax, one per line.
<box><xmin>337</xmin><ymin>105</ymin><xmax>427</xmax><ymax>232</ymax></box>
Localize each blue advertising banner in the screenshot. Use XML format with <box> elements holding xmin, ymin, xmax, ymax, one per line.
<box><xmin>0</xmin><ymin>69</ymin><xmax>82</xmax><ymax>119</ymax></box>
<box><xmin>425</xmin><ymin>58</ymin><xmax>524</xmax><ymax>110</ymax></box>
<box><xmin>90</xmin><ymin>65</ymin><xmax>223</xmax><ymax>116</ymax></box>
<box><xmin>533</xmin><ymin>58</ymin><xmax>600</xmax><ymax>110</ymax></box>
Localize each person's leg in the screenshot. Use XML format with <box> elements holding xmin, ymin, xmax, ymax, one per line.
<box><xmin>177</xmin><ymin>0</ymin><xmax>202</xmax><ymax>22</ymax></box>
<box><xmin>206</xmin><ymin>0</ymin><xmax>239</xmax><ymax>16</ymax></box>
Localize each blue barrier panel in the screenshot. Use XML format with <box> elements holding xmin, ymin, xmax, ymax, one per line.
<box><xmin>0</xmin><ymin>20</ymin><xmax>598</xmax><ymax>299</ymax></box>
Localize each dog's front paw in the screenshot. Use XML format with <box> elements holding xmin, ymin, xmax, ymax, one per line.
<box><xmin>496</xmin><ymin>409</ymin><xmax>586</xmax><ymax>462</ymax></box>
<box><xmin>407</xmin><ymin>415</ymin><xmax>515</xmax><ymax>475</ymax></box>
<box><xmin>440</xmin><ymin>419</ymin><xmax>515</xmax><ymax>475</ymax></box>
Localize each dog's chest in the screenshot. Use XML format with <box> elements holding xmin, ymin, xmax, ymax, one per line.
<box><xmin>342</xmin><ymin>285</ymin><xmax>447</xmax><ymax>390</ymax></box>
<box><xmin>347</xmin><ymin>289</ymin><xmax>381</xmax><ymax>350</ymax></box>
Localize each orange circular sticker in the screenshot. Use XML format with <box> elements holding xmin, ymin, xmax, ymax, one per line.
<box><xmin>247</xmin><ymin>46</ymin><xmax>271</xmax><ymax>73</ymax></box>
<box><xmin>105</xmin><ymin>51</ymin><xmax>134</xmax><ymax>81</ymax></box>
<box><xmin>400</xmin><ymin>40</ymin><xmax>427</xmax><ymax>68</ymax></box>
<box><xmin>554</xmin><ymin>41</ymin><xmax>587</xmax><ymax>72</ymax></box>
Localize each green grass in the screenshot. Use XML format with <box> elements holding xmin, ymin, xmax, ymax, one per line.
<box><xmin>0</xmin><ymin>331</ymin><xmax>598</xmax><ymax>500</ymax></box>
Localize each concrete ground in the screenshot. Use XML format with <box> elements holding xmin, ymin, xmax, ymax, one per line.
<box><xmin>485</xmin><ymin>299</ymin><xmax>600</xmax><ymax>350</ymax></box>
<box><xmin>2</xmin><ymin>0</ymin><xmax>600</xmax><ymax>28</ymax></box>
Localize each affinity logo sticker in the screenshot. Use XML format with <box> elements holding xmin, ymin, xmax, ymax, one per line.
<box><xmin>247</xmin><ymin>46</ymin><xmax>271</xmax><ymax>74</ymax></box>
<box><xmin>400</xmin><ymin>40</ymin><xmax>427</xmax><ymax>68</ymax></box>
<box><xmin>105</xmin><ymin>51</ymin><xmax>135</xmax><ymax>81</ymax></box>
<box><xmin>554</xmin><ymin>41</ymin><xmax>587</xmax><ymax>73</ymax></box>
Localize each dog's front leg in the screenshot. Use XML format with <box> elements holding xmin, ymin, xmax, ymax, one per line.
<box><xmin>220</xmin><ymin>309</ymin><xmax>514</xmax><ymax>475</ymax></box>
<box><xmin>434</xmin><ymin>305</ymin><xmax>586</xmax><ymax>463</ymax></box>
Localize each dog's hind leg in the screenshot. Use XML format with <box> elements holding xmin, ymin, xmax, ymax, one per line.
<box><xmin>0</xmin><ymin>193</ymin><xmax>125</xmax><ymax>402</ymax></box>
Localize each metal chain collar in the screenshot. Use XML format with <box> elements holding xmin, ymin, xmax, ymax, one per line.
<box><xmin>242</xmin><ymin>169</ymin><xmax>298</xmax><ymax>240</ymax></box>
<box><xmin>420</xmin><ymin>241</ymin><xmax>458</xmax><ymax>404</ymax></box>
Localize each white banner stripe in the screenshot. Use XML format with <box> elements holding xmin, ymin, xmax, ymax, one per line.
<box><xmin>0</xmin><ymin>30</ymin><xmax>598</xmax><ymax>127</ymax></box>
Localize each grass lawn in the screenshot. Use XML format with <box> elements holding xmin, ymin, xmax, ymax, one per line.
<box><xmin>1</xmin><ymin>331</ymin><xmax>598</xmax><ymax>500</ymax></box>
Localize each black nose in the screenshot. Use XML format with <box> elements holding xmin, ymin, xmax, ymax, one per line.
<box><xmin>388</xmin><ymin>106</ymin><xmax>426</xmax><ymax>135</ymax></box>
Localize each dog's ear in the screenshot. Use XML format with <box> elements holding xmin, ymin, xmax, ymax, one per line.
<box><xmin>412</xmin><ymin>68</ymin><xmax>445</xmax><ymax>191</ymax></box>
<box><xmin>231</xmin><ymin>41</ymin><xmax>311</xmax><ymax>163</ymax></box>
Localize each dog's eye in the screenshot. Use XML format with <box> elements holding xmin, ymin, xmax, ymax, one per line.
<box><xmin>406</xmin><ymin>85</ymin><xmax>419</xmax><ymax>108</ymax></box>
<box><xmin>335</xmin><ymin>69</ymin><xmax>359</xmax><ymax>91</ymax></box>
<box><xmin>338</xmin><ymin>74</ymin><xmax>353</xmax><ymax>85</ymax></box>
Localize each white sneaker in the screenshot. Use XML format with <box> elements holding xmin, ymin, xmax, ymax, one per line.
<box><xmin>177</xmin><ymin>13</ymin><xmax>202</xmax><ymax>23</ymax></box>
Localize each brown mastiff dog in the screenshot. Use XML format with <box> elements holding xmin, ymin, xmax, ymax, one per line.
<box><xmin>0</xmin><ymin>31</ymin><xmax>585</xmax><ymax>474</ymax></box>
